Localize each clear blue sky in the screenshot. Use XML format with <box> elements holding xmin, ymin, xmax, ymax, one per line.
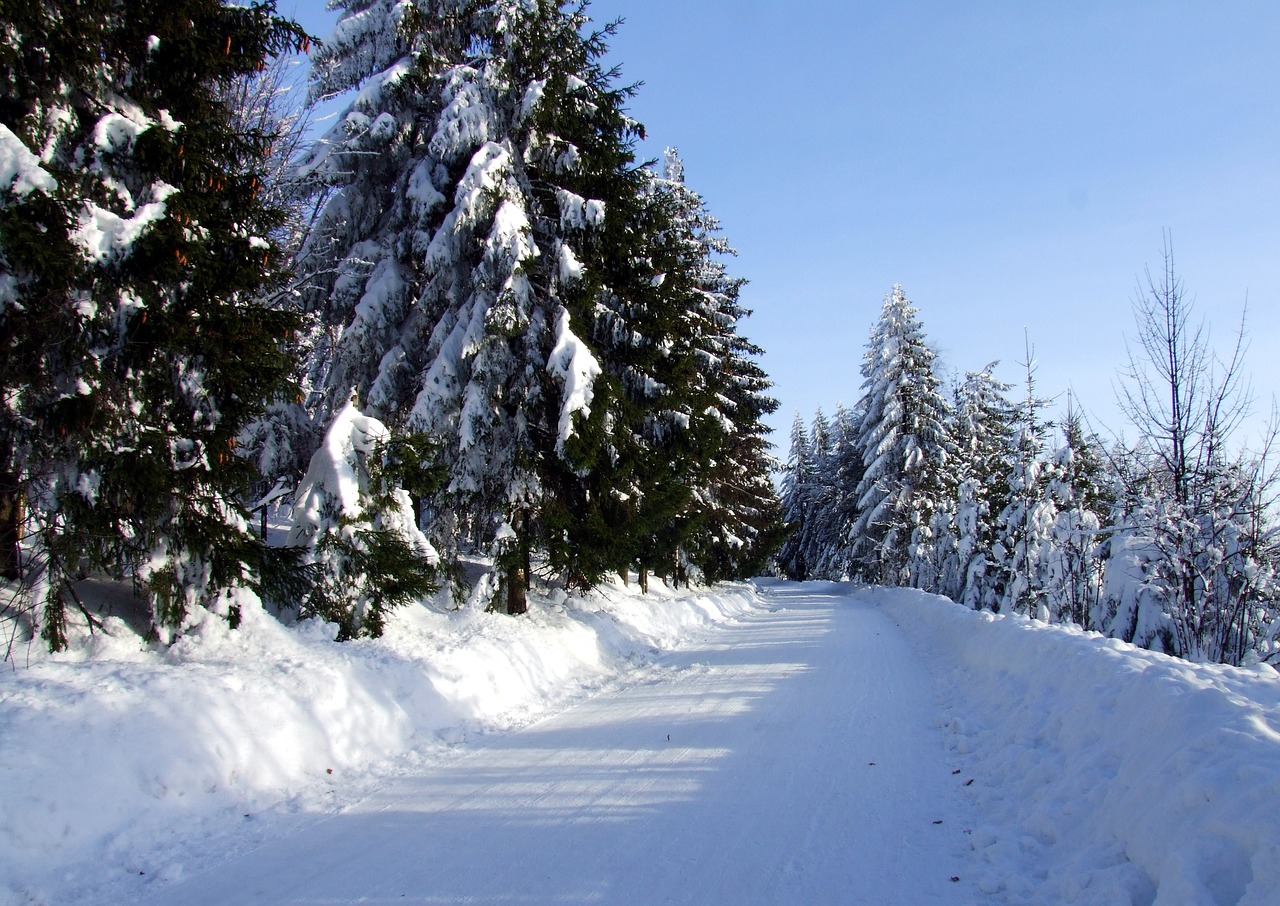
<box><xmin>287</xmin><ymin>1</ymin><xmax>1280</xmax><ymax>447</ymax></box>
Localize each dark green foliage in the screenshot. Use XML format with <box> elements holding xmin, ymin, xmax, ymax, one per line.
<box><xmin>1</xmin><ymin>0</ymin><xmax>311</xmax><ymax>647</ymax></box>
<box><xmin>300</xmin><ymin>525</ymin><xmax>439</xmax><ymax>640</ymax></box>
<box><xmin>299</xmin><ymin>1</ymin><xmax>780</xmax><ymax>613</ymax></box>
<box><xmin>287</xmin><ymin>412</ymin><xmax>444</xmax><ymax>639</ymax></box>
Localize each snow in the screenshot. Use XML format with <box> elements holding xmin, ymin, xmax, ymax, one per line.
<box><xmin>556</xmin><ymin>188</ymin><xmax>606</xmax><ymax>229</ymax></box>
<box><xmin>0</xmin><ymin>576</ymin><xmax>757</xmax><ymax>905</ymax></box>
<box><xmin>558</xmin><ymin>240</ymin><xmax>585</xmax><ymax>282</ymax></box>
<box><xmin>73</xmin><ymin>183</ymin><xmax>178</xmax><ymax>264</ymax></box>
<box><xmin>519</xmin><ymin>78</ymin><xmax>547</xmax><ymax>121</ymax></box>
<box><xmin>4</xmin><ymin>581</ymin><xmax>1280</xmax><ymax>904</ymax></box>
<box><xmin>877</xmin><ymin>585</ymin><xmax>1280</xmax><ymax>905</ymax></box>
<box><xmin>405</xmin><ymin>158</ymin><xmax>445</xmax><ymax>218</ymax></box>
<box><xmin>428</xmin><ymin>66</ymin><xmax>494</xmax><ymax>163</ymax></box>
<box><xmin>0</xmin><ymin>124</ymin><xmax>55</xmax><ymax>196</ymax></box>
<box><xmin>547</xmin><ymin>307</ymin><xmax>602</xmax><ymax>457</ymax></box>
<box><xmin>425</xmin><ymin>141</ymin><xmax>512</xmax><ymax>270</ymax></box>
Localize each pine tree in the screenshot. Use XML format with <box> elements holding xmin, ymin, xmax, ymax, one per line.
<box><xmin>1043</xmin><ymin>399</ymin><xmax>1110</xmax><ymax>627</ymax></box>
<box><xmin>1</xmin><ymin>0</ymin><xmax>309</xmax><ymax>647</ymax></box>
<box><xmin>645</xmin><ymin>149</ymin><xmax>782</xmax><ymax>584</ymax></box>
<box><xmin>286</xmin><ymin>399</ymin><xmax>441</xmax><ymax>639</ymax></box>
<box><xmin>808</xmin><ymin>403</ymin><xmax>864</xmax><ymax>580</ymax></box>
<box><xmin>944</xmin><ymin>363</ymin><xmax>1016</xmax><ymax>606</ymax></box>
<box><xmin>298</xmin><ymin>2</ymin><xmax>754</xmax><ymax>610</ymax></box>
<box><xmin>850</xmin><ymin>286</ymin><xmax>950</xmax><ymax>586</ymax></box>
<box><xmin>776</xmin><ymin>413</ymin><xmax>814</xmax><ymax>580</ymax></box>
<box><xmin>993</xmin><ymin>342</ymin><xmax>1056</xmax><ymax>617</ymax></box>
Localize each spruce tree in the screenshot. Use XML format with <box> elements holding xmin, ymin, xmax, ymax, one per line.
<box><xmin>299</xmin><ymin>2</ymin><xmax>753</xmax><ymax>610</ymax></box>
<box><xmin>776</xmin><ymin>414</ymin><xmax>814</xmax><ymax>580</ymax></box>
<box><xmin>286</xmin><ymin>399</ymin><xmax>441</xmax><ymax>639</ymax></box>
<box><xmin>947</xmin><ymin>363</ymin><xmax>1016</xmax><ymax>607</ymax></box>
<box><xmin>644</xmin><ymin>149</ymin><xmax>782</xmax><ymax>584</ymax></box>
<box><xmin>807</xmin><ymin>404</ymin><xmax>864</xmax><ymax>580</ymax></box>
<box><xmin>993</xmin><ymin>342</ymin><xmax>1056</xmax><ymax>616</ymax></box>
<box><xmin>1</xmin><ymin>0</ymin><xmax>309</xmax><ymax>647</ymax></box>
<box><xmin>850</xmin><ymin>286</ymin><xmax>950</xmax><ymax>586</ymax></box>
<box><xmin>1043</xmin><ymin>400</ymin><xmax>1110</xmax><ymax>628</ymax></box>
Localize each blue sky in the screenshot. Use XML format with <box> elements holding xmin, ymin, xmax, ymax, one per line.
<box><xmin>287</xmin><ymin>1</ymin><xmax>1280</xmax><ymax>447</ymax></box>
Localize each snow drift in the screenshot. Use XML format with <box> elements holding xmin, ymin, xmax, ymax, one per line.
<box><xmin>0</xmin><ymin>578</ymin><xmax>758</xmax><ymax>905</ymax></box>
<box><xmin>5</xmin><ymin>580</ymin><xmax>1280</xmax><ymax>905</ymax></box>
<box><xmin>876</xmin><ymin>586</ymin><xmax>1280</xmax><ymax>906</ymax></box>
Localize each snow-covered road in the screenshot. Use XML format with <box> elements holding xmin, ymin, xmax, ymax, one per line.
<box><xmin>152</xmin><ymin>584</ymin><xmax>973</xmax><ymax>905</ymax></box>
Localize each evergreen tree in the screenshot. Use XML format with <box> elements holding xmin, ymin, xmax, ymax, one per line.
<box><xmin>808</xmin><ymin>403</ymin><xmax>864</xmax><ymax>580</ymax></box>
<box><xmin>286</xmin><ymin>399</ymin><xmax>441</xmax><ymax>639</ymax></box>
<box><xmin>1043</xmin><ymin>400</ymin><xmax>1111</xmax><ymax>628</ymax></box>
<box><xmin>944</xmin><ymin>363</ymin><xmax>1016</xmax><ymax>606</ymax></box>
<box><xmin>299</xmin><ymin>2</ymin><xmax>763</xmax><ymax>610</ymax></box>
<box><xmin>776</xmin><ymin>413</ymin><xmax>814</xmax><ymax>580</ymax></box>
<box><xmin>850</xmin><ymin>286</ymin><xmax>950</xmax><ymax>586</ymax></box>
<box><xmin>0</xmin><ymin>0</ymin><xmax>309</xmax><ymax>647</ymax></box>
<box><xmin>993</xmin><ymin>343</ymin><xmax>1057</xmax><ymax>617</ymax></box>
<box><xmin>650</xmin><ymin>150</ymin><xmax>782</xmax><ymax>583</ymax></box>
<box><xmin>801</xmin><ymin>408</ymin><xmax>837</xmax><ymax>577</ymax></box>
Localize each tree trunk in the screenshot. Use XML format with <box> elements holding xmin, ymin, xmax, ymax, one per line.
<box><xmin>639</xmin><ymin>564</ymin><xmax>648</xmax><ymax>594</ymax></box>
<box><xmin>0</xmin><ymin>470</ymin><xmax>20</xmax><ymax>581</ymax></box>
<box><xmin>505</xmin><ymin>560</ymin><xmax>527</xmax><ymax>615</ymax></box>
<box><xmin>501</xmin><ymin>510</ymin><xmax>529</xmax><ymax>615</ymax></box>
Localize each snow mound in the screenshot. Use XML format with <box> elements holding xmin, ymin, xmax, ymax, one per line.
<box><xmin>0</xmin><ymin>124</ymin><xmax>55</xmax><ymax>196</ymax></box>
<box><xmin>877</xmin><ymin>586</ymin><xmax>1280</xmax><ymax>906</ymax></box>
<box><xmin>0</xmin><ymin>577</ymin><xmax>759</xmax><ymax>905</ymax></box>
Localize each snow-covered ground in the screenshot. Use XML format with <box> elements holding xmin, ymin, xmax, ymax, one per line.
<box><xmin>2</xmin><ymin>580</ymin><xmax>1279</xmax><ymax>904</ymax></box>
<box><xmin>877</xmin><ymin>585</ymin><xmax>1280</xmax><ymax>905</ymax></box>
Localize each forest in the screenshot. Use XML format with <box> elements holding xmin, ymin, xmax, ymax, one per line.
<box><xmin>779</xmin><ymin>270</ymin><xmax>1280</xmax><ymax>666</ymax></box>
<box><xmin>2</xmin><ymin>0</ymin><xmax>1278</xmax><ymax>668</ymax></box>
<box><xmin>0</xmin><ymin>0</ymin><xmax>781</xmax><ymax>651</ymax></box>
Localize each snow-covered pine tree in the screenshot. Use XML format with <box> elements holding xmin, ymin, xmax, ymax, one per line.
<box><xmin>993</xmin><ymin>343</ymin><xmax>1057</xmax><ymax>617</ymax></box>
<box><xmin>800</xmin><ymin>408</ymin><xmax>837</xmax><ymax>577</ymax></box>
<box><xmin>538</xmin><ymin>140</ymin><xmax>723</xmax><ymax>592</ymax></box>
<box><xmin>850</xmin><ymin>286</ymin><xmax>950</xmax><ymax>586</ymax></box>
<box><xmin>300</xmin><ymin>2</ymin><xmax>737</xmax><ymax>611</ymax></box>
<box><xmin>643</xmin><ymin>149</ymin><xmax>782</xmax><ymax>584</ymax></box>
<box><xmin>776</xmin><ymin>413</ymin><xmax>815</xmax><ymax>580</ymax></box>
<box><xmin>807</xmin><ymin>403</ymin><xmax>864</xmax><ymax>580</ymax></box>
<box><xmin>1043</xmin><ymin>399</ymin><xmax>1111</xmax><ymax>628</ymax></box>
<box><xmin>0</xmin><ymin>0</ymin><xmax>309</xmax><ymax>647</ymax></box>
<box><xmin>944</xmin><ymin>363</ymin><xmax>1016</xmax><ymax>606</ymax></box>
<box><xmin>286</xmin><ymin>399</ymin><xmax>441</xmax><ymax>639</ymax></box>
<box><xmin>776</xmin><ymin>408</ymin><xmax>841</xmax><ymax>580</ymax></box>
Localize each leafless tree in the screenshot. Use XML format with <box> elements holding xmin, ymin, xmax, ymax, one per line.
<box><xmin>1114</xmin><ymin>235</ymin><xmax>1280</xmax><ymax>663</ymax></box>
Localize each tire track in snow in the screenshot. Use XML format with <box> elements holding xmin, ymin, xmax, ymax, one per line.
<box><xmin>147</xmin><ymin>584</ymin><xmax>977</xmax><ymax>904</ymax></box>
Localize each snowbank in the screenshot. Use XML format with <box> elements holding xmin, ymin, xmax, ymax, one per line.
<box><xmin>876</xmin><ymin>587</ymin><xmax>1280</xmax><ymax>906</ymax></box>
<box><xmin>0</xmin><ymin>577</ymin><xmax>759</xmax><ymax>905</ymax></box>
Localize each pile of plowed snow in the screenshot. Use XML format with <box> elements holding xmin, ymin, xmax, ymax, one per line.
<box><xmin>0</xmin><ymin>576</ymin><xmax>759</xmax><ymax>905</ymax></box>
<box><xmin>876</xmin><ymin>586</ymin><xmax>1280</xmax><ymax>906</ymax></box>
<box><xmin>7</xmin><ymin>579</ymin><xmax>1280</xmax><ymax>906</ymax></box>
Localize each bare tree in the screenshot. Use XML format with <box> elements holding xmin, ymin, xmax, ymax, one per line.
<box><xmin>217</xmin><ymin>44</ymin><xmax>321</xmax><ymax>263</ymax></box>
<box><xmin>1117</xmin><ymin>235</ymin><xmax>1252</xmax><ymax>507</ymax></box>
<box><xmin>1113</xmin><ymin>235</ymin><xmax>1280</xmax><ymax>663</ymax></box>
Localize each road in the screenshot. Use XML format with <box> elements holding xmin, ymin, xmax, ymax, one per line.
<box><xmin>150</xmin><ymin>583</ymin><xmax>975</xmax><ymax>904</ymax></box>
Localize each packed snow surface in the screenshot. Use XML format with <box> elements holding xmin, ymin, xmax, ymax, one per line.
<box><xmin>2</xmin><ymin>581</ymin><xmax>1279</xmax><ymax>904</ymax></box>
